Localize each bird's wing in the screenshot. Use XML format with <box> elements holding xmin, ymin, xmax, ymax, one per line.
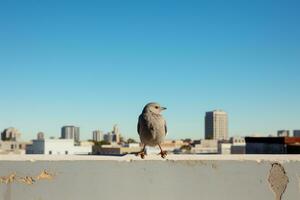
<box><xmin>164</xmin><ymin>120</ymin><xmax>167</xmax><ymax>135</ymax></box>
<box><xmin>137</xmin><ymin>115</ymin><xmax>143</xmax><ymax>135</ymax></box>
<box><xmin>137</xmin><ymin>119</ymin><xmax>140</xmax><ymax>135</ymax></box>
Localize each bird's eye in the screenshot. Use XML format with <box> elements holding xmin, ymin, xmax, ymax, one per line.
<box><xmin>155</xmin><ymin>106</ymin><xmax>159</xmax><ymax>109</ymax></box>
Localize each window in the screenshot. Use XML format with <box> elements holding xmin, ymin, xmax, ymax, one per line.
<box><xmin>19</xmin><ymin>144</ymin><xmax>22</xmax><ymax>149</ymax></box>
<box><xmin>11</xmin><ymin>144</ymin><xmax>14</xmax><ymax>150</ymax></box>
<box><xmin>49</xmin><ymin>151</ymin><xmax>52</xmax><ymax>155</ymax></box>
<box><xmin>65</xmin><ymin>151</ymin><xmax>68</xmax><ymax>155</ymax></box>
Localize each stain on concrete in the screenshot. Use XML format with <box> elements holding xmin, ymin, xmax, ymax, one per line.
<box><xmin>0</xmin><ymin>173</ymin><xmax>16</xmax><ymax>184</ymax></box>
<box><xmin>19</xmin><ymin>176</ymin><xmax>36</xmax><ymax>185</ymax></box>
<box><xmin>36</xmin><ymin>170</ymin><xmax>54</xmax><ymax>180</ymax></box>
<box><xmin>268</xmin><ymin>163</ymin><xmax>289</xmax><ymax>200</ymax></box>
<box><xmin>0</xmin><ymin>170</ymin><xmax>54</xmax><ymax>186</ymax></box>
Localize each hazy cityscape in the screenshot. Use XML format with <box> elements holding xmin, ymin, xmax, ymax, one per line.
<box><xmin>1</xmin><ymin>0</ymin><xmax>300</xmax><ymax>199</ymax></box>
<box><xmin>1</xmin><ymin>109</ymin><xmax>299</xmax><ymax>156</ymax></box>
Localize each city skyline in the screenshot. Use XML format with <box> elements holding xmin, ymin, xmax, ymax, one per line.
<box><xmin>0</xmin><ymin>1</ymin><xmax>300</xmax><ymax>140</ymax></box>
<box><xmin>1</xmin><ymin>113</ymin><xmax>299</xmax><ymax>141</ymax></box>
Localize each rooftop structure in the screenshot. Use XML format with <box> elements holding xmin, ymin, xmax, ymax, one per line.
<box><xmin>26</xmin><ymin>139</ymin><xmax>92</xmax><ymax>155</ymax></box>
<box><xmin>245</xmin><ymin>137</ymin><xmax>300</xmax><ymax>154</ymax></box>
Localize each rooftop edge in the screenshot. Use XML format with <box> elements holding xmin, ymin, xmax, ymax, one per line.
<box><xmin>0</xmin><ymin>154</ymin><xmax>299</xmax><ymax>162</ymax></box>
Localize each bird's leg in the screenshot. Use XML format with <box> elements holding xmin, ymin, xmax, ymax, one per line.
<box><xmin>136</xmin><ymin>145</ymin><xmax>146</xmax><ymax>159</ymax></box>
<box><xmin>158</xmin><ymin>144</ymin><xmax>167</xmax><ymax>159</ymax></box>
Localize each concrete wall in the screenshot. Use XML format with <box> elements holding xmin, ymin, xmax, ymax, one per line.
<box><xmin>0</xmin><ymin>155</ymin><xmax>300</xmax><ymax>200</ymax></box>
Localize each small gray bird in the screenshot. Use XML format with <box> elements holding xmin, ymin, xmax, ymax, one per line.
<box><xmin>137</xmin><ymin>102</ymin><xmax>167</xmax><ymax>159</ymax></box>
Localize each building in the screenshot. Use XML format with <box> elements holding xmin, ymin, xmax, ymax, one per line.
<box><xmin>26</xmin><ymin>139</ymin><xmax>92</xmax><ymax>155</ymax></box>
<box><xmin>92</xmin><ymin>130</ymin><xmax>103</xmax><ymax>142</ymax></box>
<box><xmin>245</xmin><ymin>137</ymin><xmax>300</xmax><ymax>154</ymax></box>
<box><xmin>112</xmin><ymin>125</ymin><xmax>121</xmax><ymax>143</ymax></box>
<box><xmin>146</xmin><ymin>140</ymin><xmax>187</xmax><ymax>155</ymax></box>
<box><xmin>0</xmin><ymin>141</ymin><xmax>30</xmax><ymax>155</ymax></box>
<box><xmin>0</xmin><ymin>127</ymin><xmax>30</xmax><ymax>155</ymax></box>
<box><xmin>61</xmin><ymin>126</ymin><xmax>80</xmax><ymax>143</ymax></box>
<box><xmin>218</xmin><ymin>143</ymin><xmax>232</xmax><ymax>155</ymax></box>
<box><xmin>1</xmin><ymin>127</ymin><xmax>21</xmax><ymax>141</ymax></box>
<box><xmin>37</xmin><ymin>132</ymin><xmax>45</xmax><ymax>140</ymax></box>
<box><xmin>230</xmin><ymin>137</ymin><xmax>246</xmax><ymax>154</ymax></box>
<box><xmin>103</xmin><ymin>132</ymin><xmax>113</xmax><ymax>143</ymax></box>
<box><xmin>277</xmin><ymin>130</ymin><xmax>290</xmax><ymax>137</ymax></box>
<box><xmin>293</xmin><ymin>130</ymin><xmax>300</xmax><ymax>137</ymax></box>
<box><xmin>205</xmin><ymin>110</ymin><xmax>228</xmax><ymax>140</ymax></box>
<box><xmin>191</xmin><ymin>139</ymin><xmax>218</xmax><ymax>154</ymax></box>
<box><xmin>93</xmin><ymin>144</ymin><xmax>141</xmax><ymax>155</ymax></box>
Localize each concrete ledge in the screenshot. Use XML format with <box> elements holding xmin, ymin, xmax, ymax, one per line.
<box><xmin>1</xmin><ymin>154</ymin><xmax>300</xmax><ymax>161</ymax></box>
<box><xmin>1</xmin><ymin>155</ymin><xmax>300</xmax><ymax>200</ymax></box>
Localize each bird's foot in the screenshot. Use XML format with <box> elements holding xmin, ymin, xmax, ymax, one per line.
<box><xmin>136</xmin><ymin>151</ymin><xmax>146</xmax><ymax>159</ymax></box>
<box><xmin>159</xmin><ymin>151</ymin><xmax>167</xmax><ymax>159</ymax></box>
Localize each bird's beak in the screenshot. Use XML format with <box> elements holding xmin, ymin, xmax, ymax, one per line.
<box><xmin>161</xmin><ymin>107</ymin><xmax>167</xmax><ymax>110</ymax></box>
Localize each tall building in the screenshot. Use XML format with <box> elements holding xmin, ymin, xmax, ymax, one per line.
<box><xmin>92</xmin><ymin>130</ymin><xmax>103</xmax><ymax>142</ymax></box>
<box><xmin>103</xmin><ymin>132</ymin><xmax>113</xmax><ymax>143</ymax></box>
<box><xmin>205</xmin><ymin>110</ymin><xmax>228</xmax><ymax>140</ymax></box>
<box><xmin>277</xmin><ymin>130</ymin><xmax>290</xmax><ymax>137</ymax></box>
<box><xmin>294</xmin><ymin>130</ymin><xmax>300</xmax><ymax>137</ymax></box>
<box><xmin>112</xmin><ymin>124</ymin><xmax>121</xmax><ymax>143</ymax></box>
<box><xmin>61</xmin><ymin>126</ymin><xmax>80</xmax><ymax>142</ymax></box>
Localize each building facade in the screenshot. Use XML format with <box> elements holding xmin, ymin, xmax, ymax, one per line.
<box><xmin>26</xmin><ymin>139</ymin><xmax>92</xmax><ymax>155</ymax></box>
<box><xmin>205</xmin><ymin>110</ymin><xmax>228</xmax><ymax>140</ymax></box>
<box><xmin>92</xmin><ymin>130</ymin><xmax>103</xmax><ymax>142</ymax></box>
<box><xmin>293</xmin><ymin>130</ymin><xmax>300</xmax><ymax>137</ymax></box>
<box><xmin>0</xmin><ymin>127</ymin><xmax>30</xmax><ymax>154</ymax></box>
<box><xmin>1</xmin><ymin>127</ymin><xmax>21</xmax><ymax>141</ymax></box>
<box><xmin>245</xmin><ymin>137</ymin><xmax>300</xmax><ymax>154</ymax></box>
<box><xmin>230</xmin><ymin>137</ymin><xmax>246</xmax><ymax>154</ymax></box>
<box><xmin>61</xmin><ymin>126</ymin><xmax>80</xmax><ymax>143</ymax></box>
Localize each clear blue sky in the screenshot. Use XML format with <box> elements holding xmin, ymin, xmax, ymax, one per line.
<box><xmin>0</xmin><ymin>0</ymin><xmax>300</xmax><ymax>141</ymax></box>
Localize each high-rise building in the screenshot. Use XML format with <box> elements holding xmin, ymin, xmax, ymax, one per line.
<box><xmin>112</xmin><ymin>124</ymin><xmax>121</xmax><ymax>143</ymax></box>
<box><xmin>92</xmin><ymin>130</ymin><xmax>103</xmax><ymax>142</ymax></box>
<box><xmin>277</xmin><ymin>130</ymin><xmax>290</xmax><ymax>137</ymax></box>
<box><xmin>205</xmin><ymin>110</ymin><xmax>228</xmax><ymax>140</ymax></box>
<box><xmin>294</xmin><ymin>130</ymin><xmax>300</xmax><ymax>137</ymax></box>
<box><xmin>61</xmin><ymin>126</ymin><xmax>80</xmax><ymax>142</ymax></box>
<box><xmin>103</xmin><ymin>132</ymin><xmax>113</xmax><ymax>143</ymax></box>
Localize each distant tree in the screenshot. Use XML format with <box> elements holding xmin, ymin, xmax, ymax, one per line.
<box><xmin>127</xmin><ymin>138</ymin><xmax>137</xmax><ymax>144</ymax></box>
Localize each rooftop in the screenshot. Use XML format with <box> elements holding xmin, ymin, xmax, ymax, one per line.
<box><xmin>0</xmin><ymin>154</ymin><xmax>299</xmax><ymax>161</ymax></box>
<box><xmin>1</xmin><ymin>155</ymin><xmax>299</xmax><ymax>200</ymax></box>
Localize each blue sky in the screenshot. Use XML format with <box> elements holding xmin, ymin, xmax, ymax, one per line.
<box><xmin>0</xmin><ymin>0</ymin><xmax>299</xmax><ymax>140</ymax></box>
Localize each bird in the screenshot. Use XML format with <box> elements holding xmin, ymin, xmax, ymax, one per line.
<box><xmin>137</xmin><ymin>102</ymin><xmax>168</xmax><ymax>159</ymax></box>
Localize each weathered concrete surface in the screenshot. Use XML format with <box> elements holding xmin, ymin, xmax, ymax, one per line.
<box><xmin>0</xmin><ymin>155</ymin><xmax>300</xmax><ymax>200</ymax></box>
